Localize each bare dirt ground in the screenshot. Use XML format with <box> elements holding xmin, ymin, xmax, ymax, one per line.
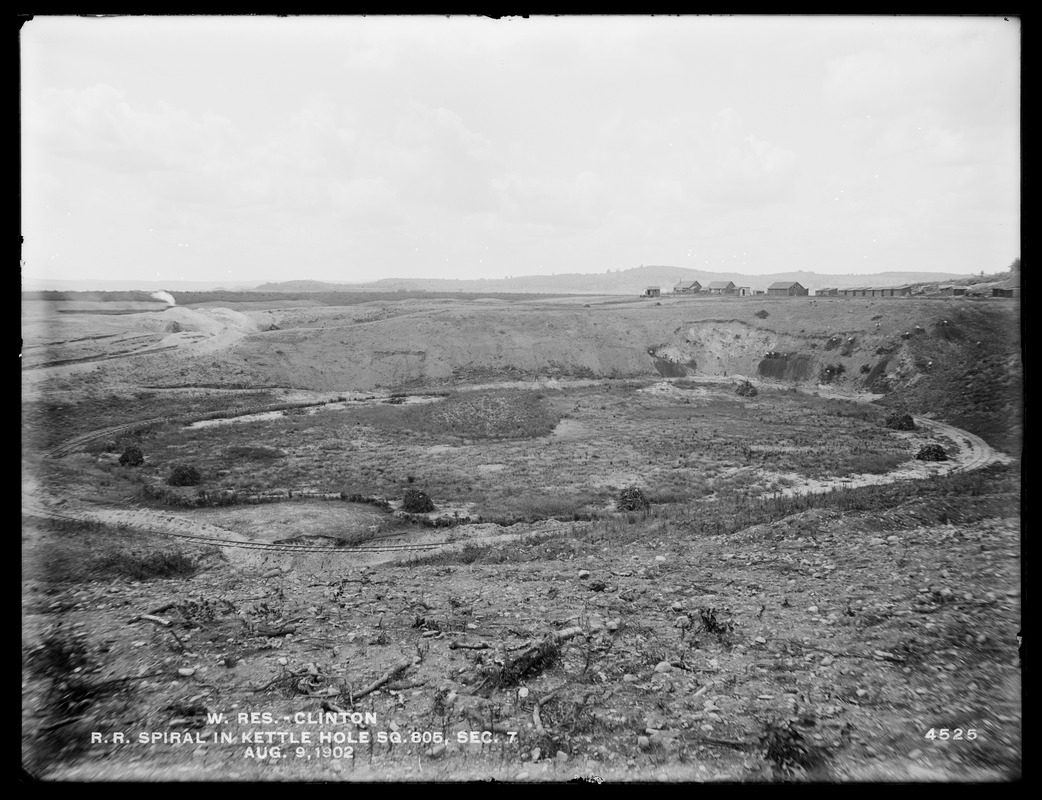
<box><xmin>22</xmin><ymin>296</ymin><xmax>1021</xmax><ymax>784</ymax></box>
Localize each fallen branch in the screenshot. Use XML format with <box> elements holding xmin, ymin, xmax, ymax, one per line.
<box><xmin>449</xmin><ymin>640</ymin><xmax>489</xmax><ymax>650</ymax></box>
<box><xmin>351</xmin><ymin>658</ymin><xmax>417</xmax><ymax>702</ymax></box>
<box><xmin>484</xmin><ymin>627</ymin><xmax>585</xmax><ymax>690</ymax></box>
<box><xmin>533</xmin><ymin>687</ymin><xmax>563</xmax><ymax>735</ymax></box>
<box><xmin>253</xmin><ymin>625</ymin><xmax>298</xmax><ymax>637</ymax></box>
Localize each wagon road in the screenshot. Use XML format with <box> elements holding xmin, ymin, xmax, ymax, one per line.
<box><xmin>24</xmin><ymin>375</ymin><xmax>1014</xmax><ymax>561</ymax></box>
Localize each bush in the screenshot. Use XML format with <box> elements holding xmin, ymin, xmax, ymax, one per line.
<box><xmin>119</xmin><ymin>445</ymin><xmax>144</xmax><ymax>467</ymax></box>
<box><xmin>885</xmin><ymin>412</ymin><xmax>917</xmax><ymax>431</ymax></box>
<box><xmin>402</xmin><ymin>488</ymin><xmax>435</xmax><ymax>513</ymax></box>
<box><xmin>916</xmin><ymin>444</ymin><xmax>948</xmax><ymax>462</ymax></box>
<box><xmin>617</xmin><ymin>486</ymin><xmax>650</xmax><ymax>512</ymax></box>
<box><xmin>755</xmin><ymin>309</ymin><xmax>769</xmax><ymax>319</ymax></box>
<box><xmin>735</xmin><ymin>380</ymin><xmax>758</xmax><ymax>398</ymax></box>
<box><xmin>168</xmin><ymin>464</ymin><xmax>202</xmax><ymax>486</ymax></box>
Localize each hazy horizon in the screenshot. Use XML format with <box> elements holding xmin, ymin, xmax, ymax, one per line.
<box><xmin>21</xmin><ymin>15</ymin><xmax>1020</xmax><ymax>284</ymax></box>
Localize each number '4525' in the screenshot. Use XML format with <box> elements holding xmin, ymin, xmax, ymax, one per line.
<box><xmin>925</xmin><ymin>728</ymin><xmax>978</xmax><ymax>740</ymax></box>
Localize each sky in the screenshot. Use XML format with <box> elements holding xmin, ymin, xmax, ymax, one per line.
<box><xmin>20</xmin><ymin>15</ymin><xmax>1021</xmax><ymax>285</ymax></box>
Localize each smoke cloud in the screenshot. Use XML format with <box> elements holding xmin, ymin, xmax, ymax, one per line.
<box><xmin>151</xmin><ymin>291</ymin><xmax>176</xmax><ymax>306</ymax></box>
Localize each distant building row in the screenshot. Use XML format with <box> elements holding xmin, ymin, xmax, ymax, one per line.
<box><xmin>815</xmin><ymin>285</ymin><xmax>912</xmax><ymax>297</ymax></box>
<box><xmin>662</xmin><ymin>280</ymin><xmax>809</xmax><ymax>297</ymax></box>
<box><xmin>642</xmin><ymin>280</ymin><xmax>1017</xmax><ymax>300</ymax></box>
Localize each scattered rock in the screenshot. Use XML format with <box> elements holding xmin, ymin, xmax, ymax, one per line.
<box><xmin>654</xmin><ymin>661</ymin><xmax>673</xmax><ymax>673</ymax></box>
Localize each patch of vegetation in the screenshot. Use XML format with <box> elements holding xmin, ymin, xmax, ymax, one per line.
<box><xmin>350</xmin><ymin>389</ymin><xmax>562</xmax><ymax>441</ymax></box>
<box><xmin>119</xmin><ymin>445</ymin><xmax>144</xmax><ymax>466</ymax></box>
<box><xmin>755</xmin><ymin>309</ymin><xmax>769</xmax><ymax>319</ymax></box>
<box><xmin>226</xmin><ymin>445</ymin><xmax>286</xmax><ymax>460</ymax></box>
<box><xmin>27</xmin><ymin>521</ymin><xmax>214</xmax><ymax>583</ymax></box>
<box><xmin>884</xmin><ymin>412</ymin><xmax>916</xmax><ymax>431</ymax></box>
<box><xmin>168</xmin><ymin>464</ymin><xmax>202</xmax><ymax>486</ymax></box>
<box><xmin>735</xmin><ymin>380</ymin><xmax>758</xmax><ymax>398</ymax></box>
<box><xmin>916</xmin><ymin>444</ymin><xmax>948</xmax><ymax>461</ymax></box>
<box><xmin>617</xmin><ymin>486</ymin><xmax>650</xmax><ymax>512</ymax></box>
<box><xmin>760</xmin><ymin>717</ymin><xmax>826</xmax><ymax>779</ymax></box>
<box><xmin>402</xmin><ymin>488</ymin><xmax>435</xmax><ymax>513</ymax></box>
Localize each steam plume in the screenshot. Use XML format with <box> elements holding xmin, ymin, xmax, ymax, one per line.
<box><xmin>151</xmin><ymin>291</ymin><xmax>176</xmax><ymax>306</ymax></box>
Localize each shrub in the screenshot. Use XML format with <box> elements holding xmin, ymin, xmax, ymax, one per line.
<box><xmin>916</xmin><ymin>444</ymin><xmax>948</xmax><ymax>461</ymax></box>
<box><xmin>402</xmin><ymin>488</ymin><xmax>435</xmax><ymax>513</ymax></box>
<box><xmin>617</xmin><ymin>486</ymin><xmax>650</xmax><ymax>512</ymax></box>
<box><xmin>168</xmin><ymin>464</ymin><xmax>202</xmax><ymax>486</ymax></box>
<box><xmin>119</xmin><ymin>445</ymin><xmax>144</xmax><ymax>467</ymax></box>
<box><xmin>755</xmin><ymin>309</ymin><xmax>769</xmax><ymax>319</ymax></box>
<box><xmin>885</xmin><ymin>412</ymin><xmax>916</xmax><ymax>431</ymax></box>
<box><xmin>735</xmin><ymin>380</ymin><xmax>758</xmax><ymax>398</ymax></box>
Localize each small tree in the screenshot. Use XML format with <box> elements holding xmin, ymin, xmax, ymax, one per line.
<box><xmin>168</xmin><ymin>464</ymin><xmax>202</xmax><ymax>486</ymax></box>
<box><xmin>119</xmin><ymin>445</ymin><xmax>144</xmax><ymax>467</ymax></box>
<box><xmin>402</xmin><ymin>488</ymin><xmax>435</xmax><ymax>513</ymax></box>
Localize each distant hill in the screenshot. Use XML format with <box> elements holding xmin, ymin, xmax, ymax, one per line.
<box><xmin>254</xmin><ymin>266</ymin><xmax>983</xmax><ymax>295</ymax></box>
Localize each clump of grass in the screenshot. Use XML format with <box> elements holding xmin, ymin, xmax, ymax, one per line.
<box><xmin>760</xmin><ymin>717</ymin><xmax>825</xmax><ymax>779</ymax></box>
<box><xmin>226</xmin><ymin>445</ymin><xmax>285</xmax><ymax>460</ymax></box>
<box><xmin>698</xmin><ymin>607</ymin><xmax>736</xmax><ymax>642</ymax></box>
<box><xmin>97</xmin><ymin>549</ymin><xmax>199</xmax><ymax>580</ymax></box>
<box><xmin>617</xmin><ymin>486</ymin><xmax>650</xmax><ymax>512</ymax></box>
